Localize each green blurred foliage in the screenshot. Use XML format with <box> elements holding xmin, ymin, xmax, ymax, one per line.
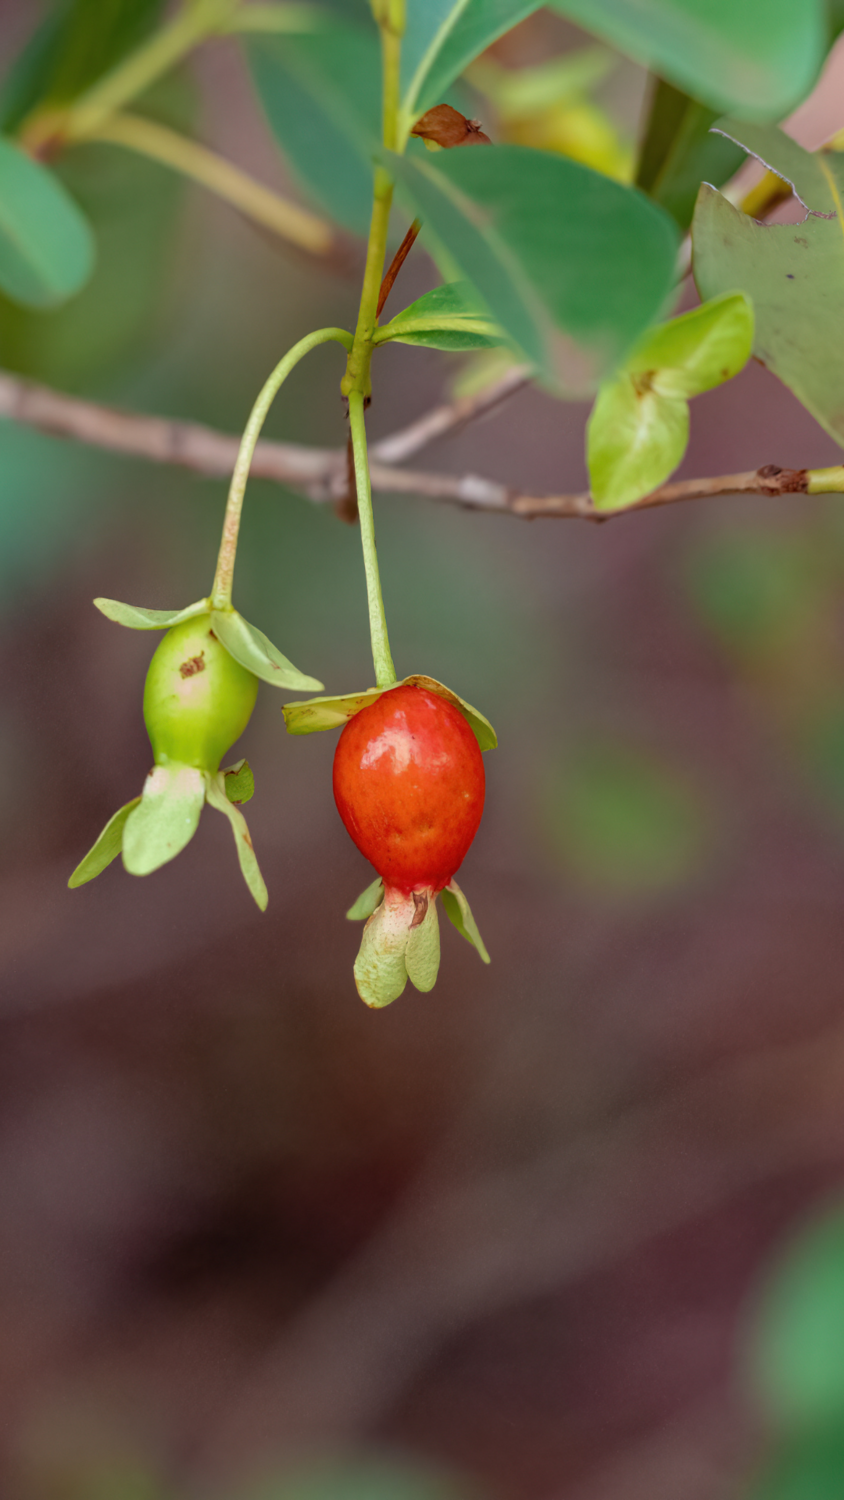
<box><xmin>746</xmin><ymin>1202</ymin><xmax>844</xmax><ymax>1431</ymax></box>
<box><xmin>0</xmin><ymin>0</ymin><xmax>165</xmax><ymax>131</ymax></box>
<box><xmin>236</xmin><ymin>1454</ymin><xmax>484</xmax><ymax>1500</ymax></box>
<box><xmin>542</xmin><ymin>738</ymin><xmax>711</xmax><ymax>896</ymax></box>
<box><xmin>745</xmin><ymin>1432</ymin><xmax>844</xmax><ymax>1500</ymax></box>
<box><xmin>0</xmin><ymin>72</ymin><xmax>192</xmax><ymax>385</ymax></box>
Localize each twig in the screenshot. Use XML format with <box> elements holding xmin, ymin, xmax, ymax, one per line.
<box><xmin>0</xmin><ymin>368</ymin><xmax>831</xmax><ymax>519</ymax></box>
<box><xmin>369</xmin><ymin>364</ymin><xmax>532</xmax><ymax>464</ymax></box>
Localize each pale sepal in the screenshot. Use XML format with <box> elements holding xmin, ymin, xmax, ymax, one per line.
<box><xmin>222</xmin><ymin>758</ymin><xmax>255</xmax><ymax>805</ymax></box>
<box><xmin>346</xmin><ymin>876</ymin><xmax>384</xmax><ymax>921</ymax></box>
<box><xmin>67</xmin><ymin>797</ymin><xmax>141</xmax><ymax>888</ymax></box>
<box><xmin>404</xmin><ymin>894</ymin><xmax>441</xmax><ymax>992</ymax></box>
<box><xmin>284</xmin><ymin>674</ymin><xmax>497</xmax><ymax>751</ymax></box>
<box><xmin>210</xmin><ymin>608</ymin><xmax>323</xmax><ymax>692</ymax></box>
<box><xmin>441</xmin><ymin>879</ymin><xmax>491</xmax><ymax>963</ymax></box>
<box><xmin>122</xmin><ymin>764</ymin><xmax>205</xmax><ymax>875</ymax></box>
<box><xmin>94</xmin><ymin>597</ymin><xmax>209</xmax><ymax>630</ymax></box>
<box><xmin>354</xmin><ymin>890</ymin><xmax>417</xmax><ymax>1008</ymax></box>
<box><xmin>204</xmin><ymin>772</ymin><xmax>268</xmax><ymax>911</ymax></box>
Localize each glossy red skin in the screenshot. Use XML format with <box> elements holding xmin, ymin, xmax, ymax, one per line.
<box><xmin>333</xmin><ymin>684</ymin><xmax>485</xmax><ymax>895</ymax></box>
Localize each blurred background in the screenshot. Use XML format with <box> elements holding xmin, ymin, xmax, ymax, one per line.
<box><xmin>4</xmin><ymin>3</ymin><xmax>844</xmax><ymax>1497</ymax></box>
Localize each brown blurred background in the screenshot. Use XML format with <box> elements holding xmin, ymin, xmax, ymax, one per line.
<box><xmin>3</xmin><ymin>5</ymin><xmax>844</xmax><ymax>1498</ymax></box>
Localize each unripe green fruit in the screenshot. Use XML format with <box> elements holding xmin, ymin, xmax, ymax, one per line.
<box><xmin>143</xmin><ymin>614</ymin><xmax>258</xmax><ymax>770</ymax></box>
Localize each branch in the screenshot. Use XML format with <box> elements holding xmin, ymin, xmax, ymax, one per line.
<box><xmin>0</xmin><ymin>367</ymin><xmax>837</xmax><ymax>519</ymax></box>
<box><xmin>369</xmin><ymin>364</ymin><xmax>532</xmax><ymax>464</ymax></box>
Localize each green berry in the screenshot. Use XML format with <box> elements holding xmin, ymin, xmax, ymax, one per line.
<box><xmin>143</xmin><ymin>614</ymin><xmax>258</xmax><ymax>770</ymax></box>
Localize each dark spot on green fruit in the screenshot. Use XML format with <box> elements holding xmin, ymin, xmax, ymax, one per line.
<box><xmin>179</xmin><ymin>652</ymin><xmax>206</xmax><ymax>679</ymax></box>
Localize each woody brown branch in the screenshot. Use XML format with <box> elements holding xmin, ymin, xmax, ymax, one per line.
<box><xmin>0</xmin><ymin>368</ymin><xmax>811</xmax><ymax>520</ymax></box>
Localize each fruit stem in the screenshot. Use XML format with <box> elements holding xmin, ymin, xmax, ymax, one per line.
<box><xmin>348</xmin><ymin>389</ymin><xmax>397</xmax><ymax>688</ymax></box>
<box><xmin>210</xmin><ymin>326</ymin><xmax>352</xmax><ymax>611</ymax></box>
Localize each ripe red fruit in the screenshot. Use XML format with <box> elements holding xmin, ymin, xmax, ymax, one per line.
<box><xmin>333</xmin><ymin>683</ymin><xmax>485</xmax><ymax>894</ymax></box>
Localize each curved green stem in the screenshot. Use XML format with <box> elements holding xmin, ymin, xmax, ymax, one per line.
<box><xmin>348</xmin><ymin>390</ymin><xmax>396</xmax><ymax>688</ymax></box>
<box><xmin>90</xmin><ymin>112</ymin><xmax>332</xmax><ymax>254</ymax></box>
<box><xmin>62</xmin><ymin>0</ymin><xmax>240</xmax><ymax>144</ymax></box>
<box><xmin>211</xmin><ymin>326</ymin><xmax>352</xmax><ymax>610</ymax></box>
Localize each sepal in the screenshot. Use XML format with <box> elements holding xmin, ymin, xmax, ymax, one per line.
<box><xmin>441</xmin><ymin>878</ymin><xmax>490</xmax><ymax>963</ymax></box>
<box><xmin>122</xmin><ymin>764</ymin><xmax>205</xmax><ymax>875</ymax></box>
<box><xmin>67</xmin><ymin>797</ymin><xmax>141</xmax><ymax>887</ymax></box>
<box><xmin>210</xmin><ymin>608</ymin><xmax>323</xmax><ymax>692</ymax></box>
<box><xmin>94</xmin><ymin>597</ymin><xmax>209</xmax><ymax>629</ymax></box>
<box><xmin>284</xmin><ymin>673</ymin><xmax>496</xmax><ymax>750</ymax></box>
<box><xmin>353</xmin><ymin>886</ymin><xmax>441</xmax><ymax>1007</ymax></box>
<box><xmin>204</xmin><ymin>771</ymin><xmax>268</xmax><ymax>910</ymax></box>
<box><xmin>222</xmin><ymin>758</ymin><xmax>255</xmax><ymax>805</ymax></box>
<box><xmin>346</xmin><ymin>876</ymin><xmax>384</xmax><ymax>920</ymax></box>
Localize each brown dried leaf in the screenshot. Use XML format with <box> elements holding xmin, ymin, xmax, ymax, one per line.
<box><xmin>411</xmin><ymin>103</ymin><xmax>491</xmax><ymax>148</ymax></box>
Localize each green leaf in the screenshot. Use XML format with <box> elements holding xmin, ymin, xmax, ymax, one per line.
<box><xmin>548</xmin><ymin>0</ymin><xmax>825</xmax><ymax>120</ymax></box>
<box><xmin>405</xmin><ymin>894</ymin><xmax>441</xmax><ymax>991</ymax></box>
<box><xmin>209</xmin><ymin>609</ymin><xmax>323</xmax><ymax>691</ymax></box>
<box><xmin>374</xmin><ymin>280</ymin><xmax>506</xmax><ymax>351</ymax></box>
<box><xmin>441</xmin><ymin>878</ymin><xmax>490</xmax><ymax>962</ymax></box>
<box><xmin>67</xmin><ymin>797</ymin><xmax>141</xmax><ymax>888</ymax></box>
<box><xmin>746</xmin><ymin>1203</ymin><xmax>844</xmax><ymax>1429</ymax></box>
<box><xmin>627</xmin><ymin>291</ymin><xmax>754</xmax><ymax>398</ymax></box>
<box><xmin>388</xmin><ymin>144</ymin><xmax>678</xmax><ymax>393</ymax></box>
<box><xmin>122</xmin><ymin>763</ymin><xmax>205</xmax><ymax>876</ymax></box>
<box><xmin>745</xmin><ymin>1431</ymin><xmax>844</xmax><ymax>1500</ymax></box>
<box><xmin>0</xmin><ymin>0</ymin><xmax>166</xmax><ymax>132</ymax></box>
<box><xmin>223</xmin><ymin>758</ymin><xmax>255</xmax><ymax>805</ymax></box>
<box><xmin>353</xmin><ymin>896</ymin><xmax>412</xmax><ymax>1008</ymax></box>
<box><xmin>283</xmin><ymin>673</ymin><xmax>497</xmax><ymax>750</ymax></box>
<box><xmin>0</xmin><ymin>136</ymin><xmax>95</xmax><ymax>308</ymax></box>
<box><xmin>205</xmin><ymin>772</ymin><xmax>268</xmax><ymax>910</ymax></box>
<box><xmin>692</xmin><ymin>180</ymin><xmax>844</xmax><ymax>447</ymax></box>
<box><xmin>346</xmin><ymin>876</ymin><xmax>384</xmax><ymax>920</ymax></box>
<box><xmin>711</xmin><ymin>119</ymin><xmax>840</xmax><ymax>212</ymax></box>
<box><xmin>635</xmin><ymin>79</ymin><xmax>746</xmax><ymax>232</ymax></box>
<box><xmin>94</xmin><ymin>596</ymin><xmax>209</xmax><ymax>629</ymax></box>
<box><xmin>587</xmin><ymin>374</ymin><xmax>688</xmax><ymax>510</ymax></box>
<box><xmin>399</xmin><ymin>0</ymin><xmax>545</xmax><ymax>139</ymax></box>
<box><xmin>247</xmin><ymin>24</ymin><xmax>381</xmax><ymax>234</ymax></box>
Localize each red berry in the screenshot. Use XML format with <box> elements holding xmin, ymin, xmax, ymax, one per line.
<box><xmin>333</xmin><ymin>684</ymin><xmax>485</xmax><ymax>895</ymax></box>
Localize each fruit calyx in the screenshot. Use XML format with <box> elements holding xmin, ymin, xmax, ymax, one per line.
<box><xmin>348</xmin><ymin>876</ymin><xmax>490</xmax><ymax>1008</ymax></box>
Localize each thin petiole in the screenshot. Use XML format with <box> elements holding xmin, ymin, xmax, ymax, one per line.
<box><xmin>211</xmin><ymin>326</ymin><xmax>352</xmax><ymax>610</ymax></box>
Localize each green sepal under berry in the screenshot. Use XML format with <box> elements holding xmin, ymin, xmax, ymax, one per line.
<box><xmin>222</xmin><ymin>758</ymin><xmax>255</xmax><ymax>805</ymax></box>
<box><xmin>68</xmin><ymin>762</ymin><xmax>267</xmax><ymax>910</ymax></box>
<box><xmin>351</xmin><ymin>879</ymin><xmax>489</xmax><ymax>1008</ymax></box>
<box><xmin>283</xmin><ymin>673</ymin><xmax>497</xmax><ymax>751</ymax></box>
<box><xmin>441</xmin><ymin>878</ymin><xmax>490</xmax><ymax>963</ymax></box>
<box><xmin>204</xmin><ymin>771</ymin><xmax>267</xmax><ymax>911</ymax></box>
<box><xmin>353</xmin><ymin>888</ymin><xmax>442</xmax><ymax>1008</ymax></box>
<box><xmin>346</xmin><ymin>876</ymin><xmax>384</xmax><ymax>921</ymax></box>
<box><xmin>67</xmin><ymin>797</ymin><xmax>141</xmax><ymax>888</ymax></box>
<box><xmin>94</xmin><ymin>596</ymin><xmax>323</xmax><ymax>692</ymax></box>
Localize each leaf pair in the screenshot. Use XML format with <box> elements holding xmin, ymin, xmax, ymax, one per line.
<box><xmin>347</xmin><ymin>877</ymin><xmax>489</xmax><ymax>1008</ymax></box>
<box><xmin>94</xmin><ymin>596</ymin><xmax>322</xmax><ymax>691</ymax></box>
<box><xmin>68</xmin><ymin>758</ymin><xmax>267</xmax><ymax>909</ymax></box>
<box><xmin>586</xmin><ymin>292</ymin><xmax>754</xmax><ymax>510</ymax></box>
